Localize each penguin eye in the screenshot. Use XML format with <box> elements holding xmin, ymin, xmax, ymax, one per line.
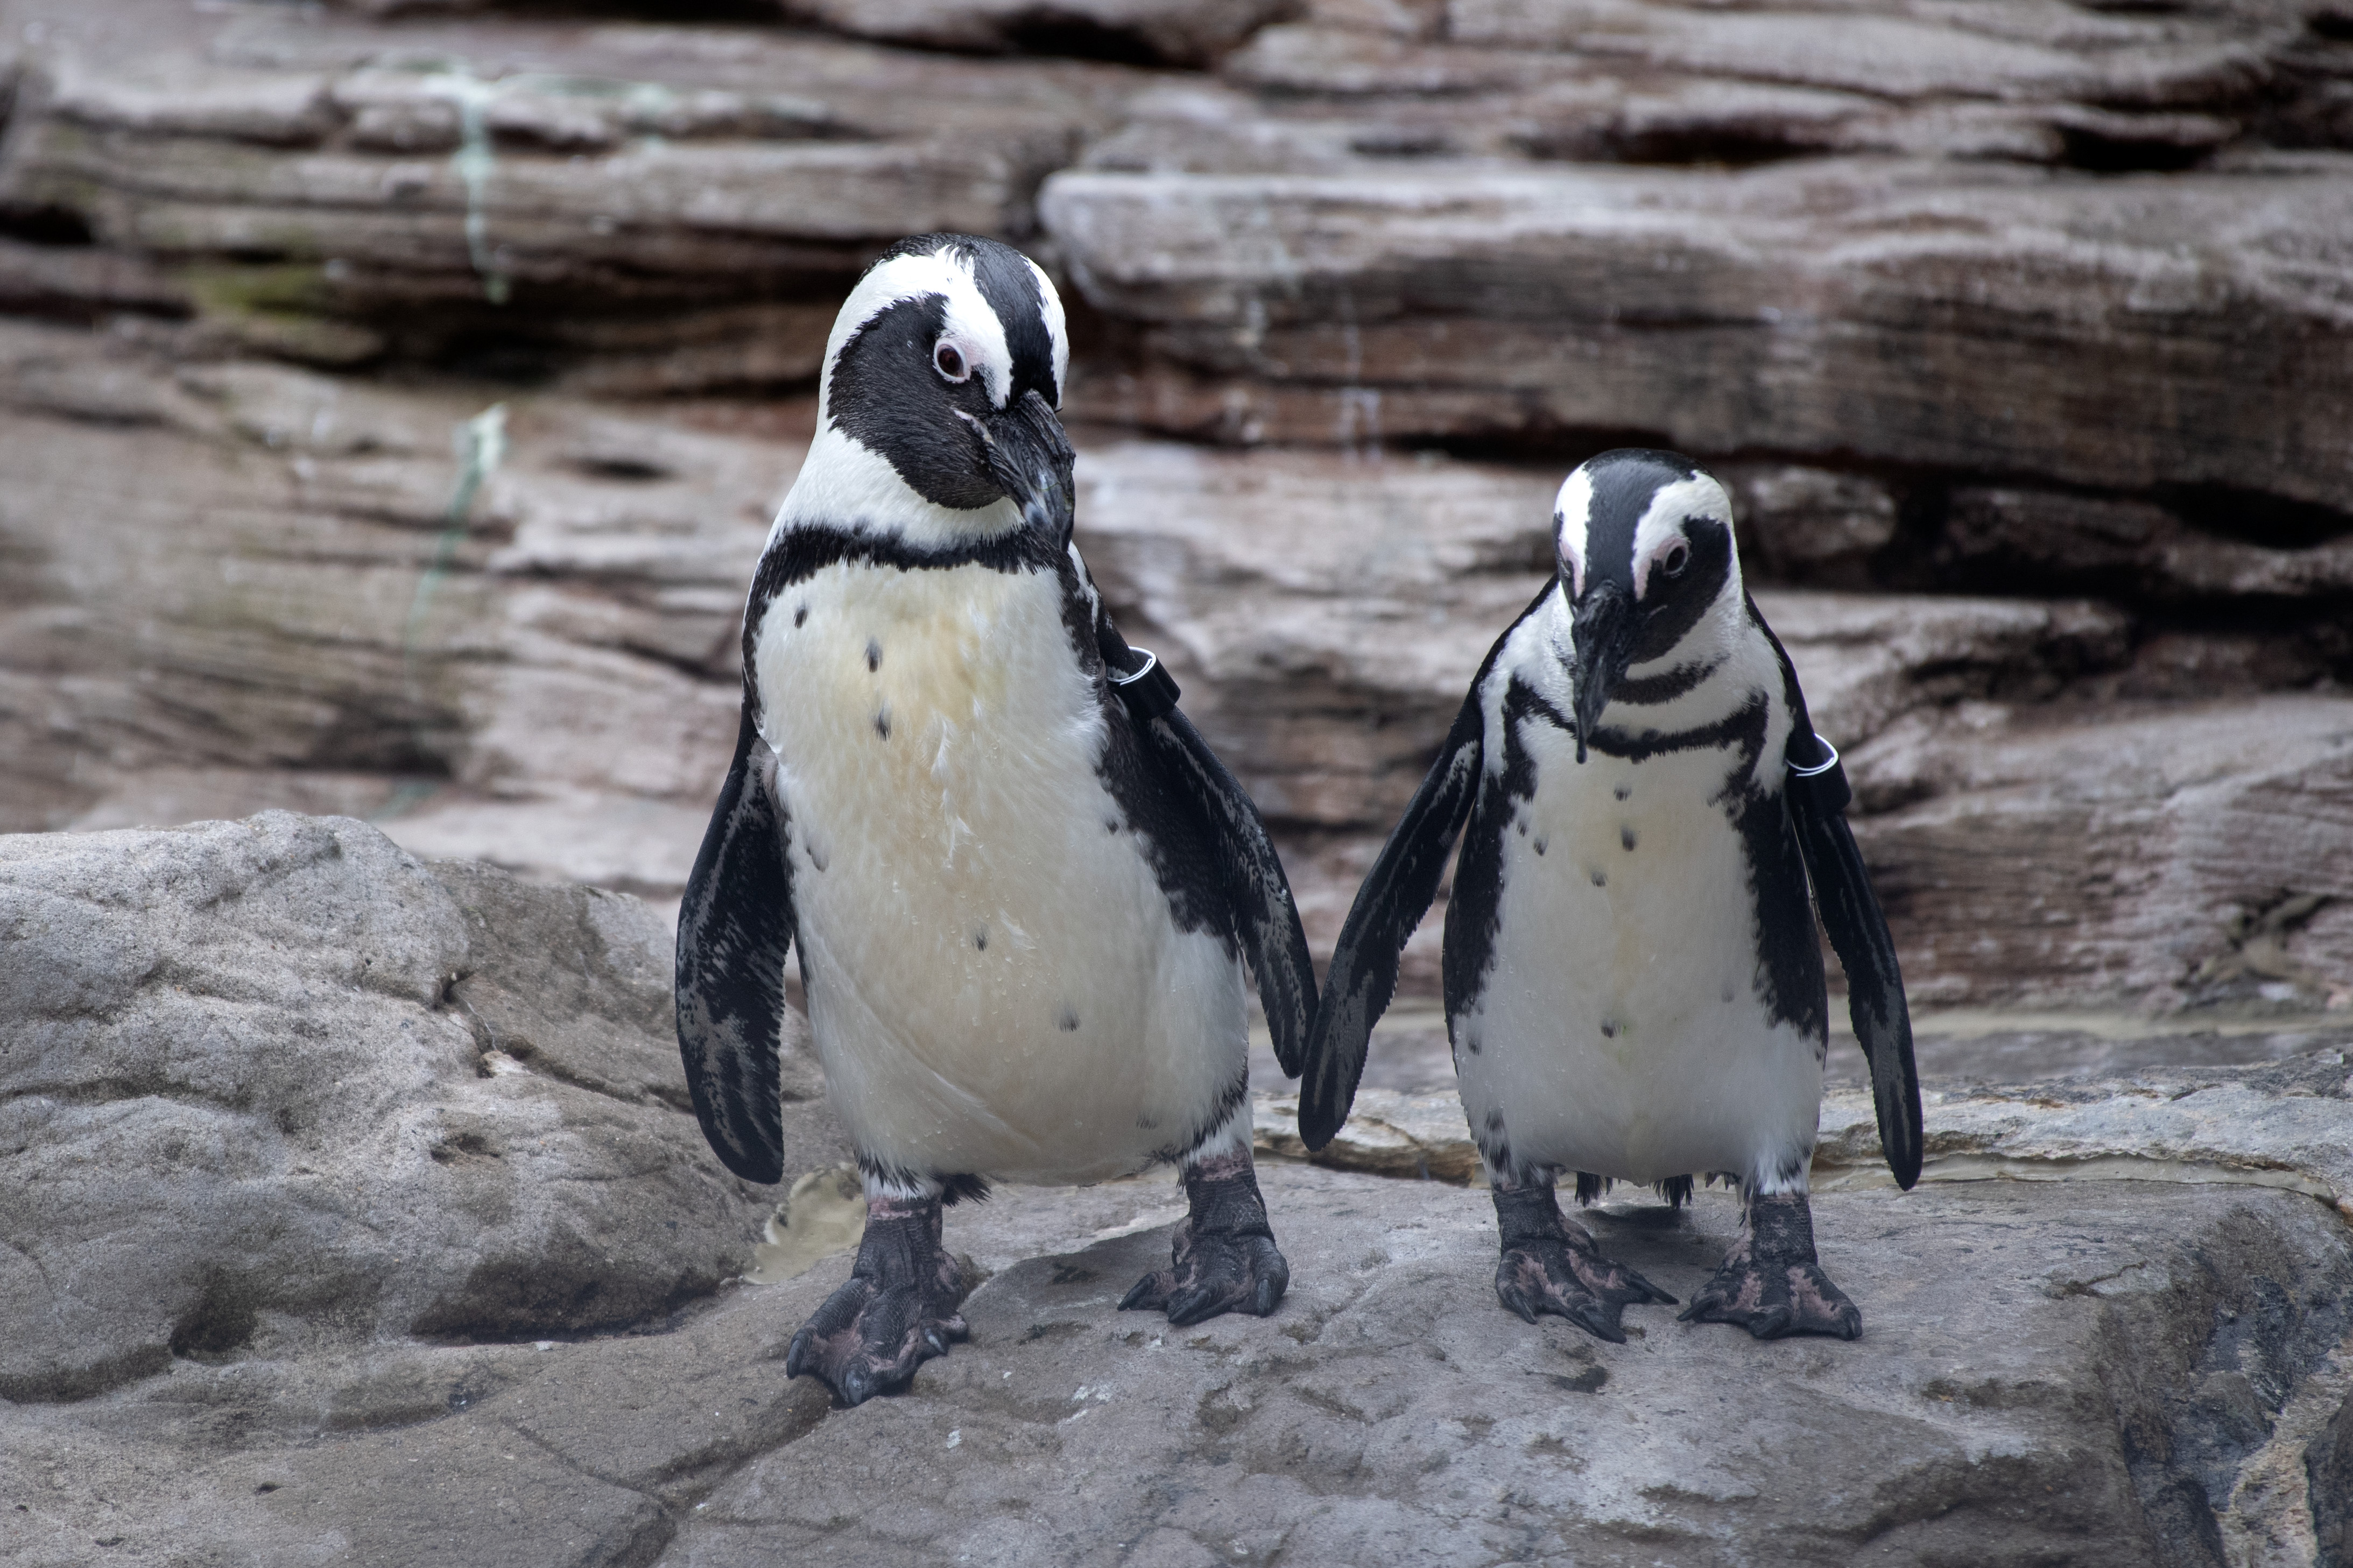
<box><xmin>1661</xmin><ymin>541</ymin><xmax>1691</xmax><ymax>578</ymax></box>
<box><xmin>933</xmin><ymin>340</ymin><xmax>970</xmax><ymax>383</ymax></box>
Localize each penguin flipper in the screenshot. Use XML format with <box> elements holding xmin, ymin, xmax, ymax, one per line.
<box><xmin>1298</xmin><ymin>689</ymin><xmax>1484</xmax><ymax>1152</ymax></box>
<box><xmin>675</xmin><ymin>707</ymin><xmax>795</xmax><ymax>1185</ymax></box>
<box><xmin>1753</xmin><ymin>601</ymin><xmax>1924</xmax><ymax>1191</ymax></box>
<box><xmin>1136</xmin><ymin>704</ymin><xmax>1320</xmax><ymax>1082</ymax></box>
<box><xmin>1795</xmin><ymin>795</ymin><xmax>1923</xmax><ymax>1190</ymax></box>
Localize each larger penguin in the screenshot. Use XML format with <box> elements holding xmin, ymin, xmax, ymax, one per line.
<box><xmin>1300</xmin><ymin>449</ymin><xmax>1921</xmax><ymax>1342</ymax></box>
<box><xmin>677</xmin><ymin>235</ymin><xmax>1316</xmax><ymax>1405</ymax></box>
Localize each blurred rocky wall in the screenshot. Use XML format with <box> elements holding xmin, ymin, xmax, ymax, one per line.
<box><xmin>1</xmin><ymin>0</ymin><xmax>2349</xmax><ymax>1014</ymax></box>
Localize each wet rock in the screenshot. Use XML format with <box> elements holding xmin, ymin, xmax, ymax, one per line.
<box><xmin>0</xmin><ymin>810</ymin><xmax>844</xmax><ymax>1403</ymax></box>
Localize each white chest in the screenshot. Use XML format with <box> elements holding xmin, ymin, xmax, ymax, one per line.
<box><xmin>1455</xmin><ymin>714</ymin><xmax>1823</xmax><ymax>1185</ymax></box>
<box><xmin>744</xmin><ymin>557</ymin><xmax>1244</xmax><ymax>1183</ymax></box>
<box><xmin>752</xmin><ymin>561</ymin><xmax>1102</xmax><ymax>874</ymax></box>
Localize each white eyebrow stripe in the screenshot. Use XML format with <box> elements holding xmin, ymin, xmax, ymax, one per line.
<box><xmin>1631</xmin><ymin>474</ymin><xmax>1731</xmax><ymax>597</ymax></box>
<box><xmin>816</xmin><ymin>246</ymin><xmax>1017</xmax><ymax>418</ymax></box>
<box><xmin>1027</xmin><ymin>256</ymin><xmax>1069</xmax><ymax>408</ymax></box>
<box><xmin>1552</xmin><ymin>468</ymin><xmax>1595</xmax><ymax>598</ymax></box>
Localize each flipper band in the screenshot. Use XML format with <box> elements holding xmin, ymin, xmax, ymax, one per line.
<box><xmin>1109</xmin><ymin>646</ymin><xmax>1182</xmax><ymax>722</ymax></box>
<box><xmin>1788</xmin><ymin>737</ymin><xmax>1841</xmax><ymax>777</ymax></box>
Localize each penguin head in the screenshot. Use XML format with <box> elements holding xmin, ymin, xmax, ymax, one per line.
<box><xmin>781</xmin><ymin>234</ymin><xmax>1073</xmax><ymax>546</ymax></box>
<box><xmin>1551</xmin><ymin>449</ymin><xmax>1742</xmax><ymax>763</ymax></box>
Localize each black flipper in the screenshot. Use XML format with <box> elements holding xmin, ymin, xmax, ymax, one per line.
<box><xmin>675</xmin><ymin>707</ymin><xmax>795</xmax><ymax>1185</ymax></box>
<box><xmin>1298</xmin><ymin>583</ymin><xmax>1565</xmax><ymax>1152</ymax></box>
<box><xmin>1298</xmin><ymin>582</ymin><xmax>1563</xmax><ymax>1152</ymax></box>
<box><xmin>1103</xmin><ymin>613</ymin><xmax>1317</xmax><ymax>1082</ymax></box>
<box><xmin>1297</xmin><ymin>692</ymin><xmax>1482</xmax><ymax>1151</ymax></box>
<box><xmin>1751</xmin><ymin>597</ymin><xmax>1924</xmax><ymax>1191</ymax></box>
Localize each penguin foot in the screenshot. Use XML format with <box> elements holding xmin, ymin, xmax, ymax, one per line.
<box><xmin>1119</xmin><ymin>1151</ymin><xmax>1289</xmax><ymax>1326</ymax></box>
<box><xmin>1679</xmin><ymin>1191</ymin><xmax>1861</xmax><ymax>1341</ymax></box>
<box><xmin>784</xmin><ymin>1193</ymin><xmax>971</xmax><ymax>1407</ymax></box>
<box><xmin>1489</xmin><ymin>1182</ymin><xmax>1676</xmax><ymax>1343</ymax></box>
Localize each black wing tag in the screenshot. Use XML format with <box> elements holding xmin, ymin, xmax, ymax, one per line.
<box><xmin>1762</xmin><ymin>614</ymin><xmax>1924</xmax><ymax>1191</ymax></box>
<box><xmin>675</xmin><ymin>708</ymin><xmax>795</xmax><ymax>1185</ymax></box>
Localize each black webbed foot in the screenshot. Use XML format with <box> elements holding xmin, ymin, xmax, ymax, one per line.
<box><xmin>1119</xmin><ymin>1150</ymin><xmax>1289</xmax><ymax>1326</ymax></box>
<box><xmin>1679</xmin><ymin>1190</ymin><xmax>1861</xmax><ymax>1341</ymax></box>
<box><xmin>1490</xmin><ymin>1181</ymin><xmax>1676</xmax><ymax>1343</ymax></box>
<box><xmin>784</xmin><ymin>1193</ymin><xmax>971</xmax><ymax>1406</ymax></box>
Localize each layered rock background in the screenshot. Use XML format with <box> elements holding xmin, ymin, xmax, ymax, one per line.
<box><xmin>3</xmin><ymin>0</ymin><xmax>2349</xmax><ymax>1018</ymax></box>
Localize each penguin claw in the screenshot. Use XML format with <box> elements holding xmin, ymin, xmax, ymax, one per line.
<box><xmin>784</xmin><ymin>1198</ymin><xmax>972</xmax><ymax>1407</ymax></box>
<box><xmin>1679</xmin><ymin>1262</ymin><xmax>1860</xmax><ymax>1340</ymax></box>
<box><xmin>1679</xmin><ymin>1192</ymin><xmax>1863</xmax><ymax>1341</ymax></box>
<box><xmin>1492</xmin><ymin>1238</ymin><xmax>1671</xmax><ymax>1343</ymax></box>
<box><xmin>1122</xmin><ymin>1232</ymin><xmax>1290</xmax><ymax>1327</ymax></box>
<box><xmin>1119</xmin><ymin>1154</ymin><xmax>1290</xmax><ymax>1327</ymax></box>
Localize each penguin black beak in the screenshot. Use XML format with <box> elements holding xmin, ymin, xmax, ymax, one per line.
<box><xmin>976</xmin><ymin>389</ymin><xmax>1076</xmax><ymax>549</ymax></box>
<box><xmin>1569</xmin><ymin>581</ymin><xmax>1638</xmax><ymax>766</ymax></box>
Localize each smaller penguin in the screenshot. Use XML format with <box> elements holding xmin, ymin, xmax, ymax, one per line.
<box><xmin>1299</xmin><ymin>449</ymin><xmax>1921</xmax><ymax>1342</ymax></box>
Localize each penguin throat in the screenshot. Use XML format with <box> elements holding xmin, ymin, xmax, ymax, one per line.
<box><xmin>771</xmin><ymin>424</ymin><xmax>1023</xmax><ymax>553</ymax></box>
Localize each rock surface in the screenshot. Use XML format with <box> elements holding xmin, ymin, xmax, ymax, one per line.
<box><xmin>1260</xmin><ymin>1042</ymin><xmax>2353</xmax><ymax>1211</ymax></box>
<box><xmin>11</xmin><ymin>1163</ymin><xmax>2353</xmax><ymax>1567</ymax></box>
<box><xmin>1048</xmin><ymin>156</ymin><xmax>2353</xmax><ymax>515</ymax></box>
<box><xmin>0</xmin><ymin>811</ymin><xmax>843</xmax><ymax>1403</ymax></box>
<box><xmin>4</xmin><ymin>0</ymin><xmax>2352</xmax><ymax>1558</ymax></box>
<box><xmin>777</xmin><ymin>0</ymin><xmax>1294</xmax><ymax>68</ymax></box>
<box><xmin>4</xmin><ymin>817</ymin><xmax>2352</xmax><ymax>1566</ymax></box>
<box><xmin>0</xmin><ymin>0</ymin><xmax>1160</xmax><ymax>389</ymax></box>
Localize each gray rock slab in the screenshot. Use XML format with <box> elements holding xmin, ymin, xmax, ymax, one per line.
<box><xmin>0</xmin><ymin>1174</ymin><xmax>1195</xmax><ymax>1568</ymax></box>
<box><xmin>1254</xmin><ymin>1047</ymin><xmax>2353</xmax><ymax>1225</ymax></box>
<box><xmin>1044</xmin><ymin>157</ymin><xmax>2353</xmax><ymax>513</ymax></box>
<box><xmin>665</xmin><ymin>1166</ymin><xmax>2353</xmax><ymax>1567</ymax></box>
<box><xmin>0</xmin><ymin>811</ymin><xmax>843</xmax><ymax>1402</ymax></box>
<box><xmin>18</xmin><ymin>1164</ymin><xmax>2343</xmax><ymax>1566</ymax></box>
